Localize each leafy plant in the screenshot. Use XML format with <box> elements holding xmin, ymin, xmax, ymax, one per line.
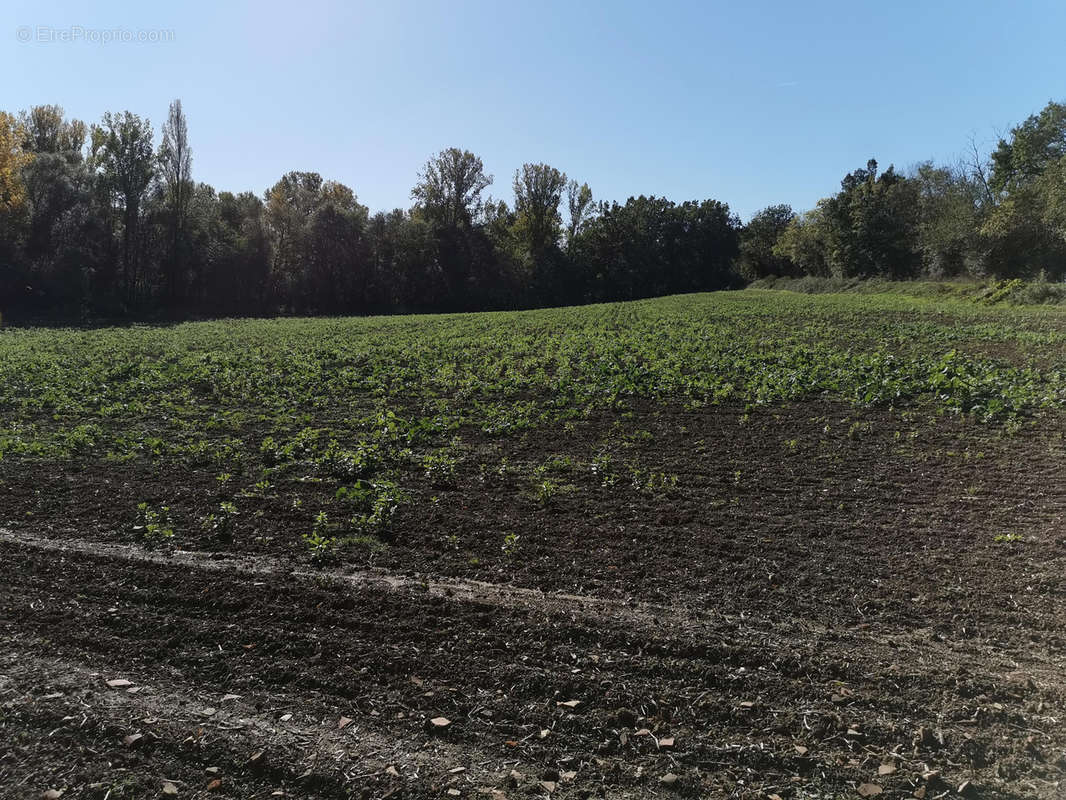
<box><xmin>423</xmin><ymin>450</ymin><xmax>460</xmax><ymax>488</ymax></box>
<box><xmin>501</xmin><ymin>531</ymin><xmax>520</xmax><ymax>557</ymax></box>
<box><xmin>993</xmin><ymin>532</ymin><xmax>1023</xmax><ymax>543</ymax></box>
<box><xmin>535</xmin><ymin>479</ymin><xmax>559</xmax><ymax>506</ymax></box>
<box><xmin>590</xmin><ymin>452</ymin><xmax>617</xmax><ymax>487</ymax></box>
<box><xmin>303</xmin><ymin>511</ymin><xmax>336</xmax><ymax>561</ymax></box>
<box><xmin>133</xmin><ymin>502</ymin><xmax>174</xmax><ymax>547</ymax></box>
<box><xmin>337</xmin><ymin>479</ymin><xmax>406</xmax><ymax>532</ymax></box>
<box><xmin>204</xmin><ymin>501</ymin><xmax>239</xmax><ymax>539</ymax></box>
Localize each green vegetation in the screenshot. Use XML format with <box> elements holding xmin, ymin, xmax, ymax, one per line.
<box><xmin>3</xmin><ymin>99</ymin><xmax>1064</xmax><ymax>321</ymax></box>
<box><xmin>2</xmin><ymin>288</ymin><xmax>1065</xmax><ymax>558</ymax></box>
<box><xmin>132</xmin><ymin>502</ymin><xmax>174</xmax><ymax>547</ymax></box>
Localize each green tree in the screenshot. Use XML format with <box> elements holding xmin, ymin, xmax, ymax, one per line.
<box><xmin>565</xmin><ymin>180</ymin><xmax>594</xmax><ymax>254</ymax></box>
<box><xmin>911</xmin><ymin>162</ymin><xmax>984</xmax><ymax>277</ymax></box>
<box><xmin>411</xmin><ymin>147</ymin><xmax>492</xmax><ymax>229</ymax></box>
<box><xmin>158</xmin><ymin>99</ymin><xmax>192</xmax><ymax>305</ymax></box>
<box><xmin>983</xmin><ymin>101</ymin><xmax>1066</xmax><ymax>278</ymax></box>
<box><xmin>264</xmin><ymin>171</ymin><xmax>369</xmax><ymax>311</ymax></box>
<box><xmin>773</xmin><ymin>209</ymin><xmax>831</xmax><ymax>277</ymax></box>
<box><xmin>738</xmin><ymin>204</ymin><xmax>796</xmax><ymax>279</ymax></box>
<box><xmin>512</xmin><ymin>163</ymin><xmax>567</xmax><ymax>256</ymax></box>
<box><xmin>95</xmin><ymin>111</ymin><xmax>155</xmax><ymax>303</ymax></box>
<box><xmin>990</xmin><ymin>101</ymin><xmax>1066</xmax><ymax>196</ymax></box>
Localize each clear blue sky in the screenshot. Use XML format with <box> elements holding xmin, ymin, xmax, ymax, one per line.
<box><xmin>6</xmin><ymin>0</ymin><xmax>1066</xmax><ymax>221</ymax></box>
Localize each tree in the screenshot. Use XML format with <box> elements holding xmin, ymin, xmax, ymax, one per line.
<box><xmin>574</xmin><ymin>196</ymin><xmax>740</xmax><ymax>302</ymax></box>
<box><xmin>1037</xmin><ymin>155</ymin><xmax>1066</xmax><ymax>246</ymax></box>
<box><xmin>264</xmin><ymin>170</ymin><xmax>323</xmax><ymax>304</ymax></box>
<box><xmin>990</xmin><ymin>101</ymin><xmax>1066</xmax><ymax>196</ymax></box>
<box><xmin>201</xmin><ymin>190</ymin><xmax>271</xmax><ymax>314</ymax></box>
<box><xmin>0</xmin><ymin>112</ymin><xmax>32</xmax><ymax>218</ymax></box>
<box><xmin>0</xmin><ymin>111</ymin><xmax>34</xmax><ymax>312</ymax></box>
<box><xmin>773</xmin><ymin>209</ymin><xmax>831</xmax><ymax>277</ymax></box>
<box><xmin>789</xmin><ymin>160</ymin><xmax>921</xmax><ymax>279</ymax></box>
<box><xmin>20</xmin><ymin>105</ymin><xmax>86</xmax><ymax>156</ymax></box>
<box><xmin>738</xmin><ymin>204</ymin><xmax>796</xmax><ymax>279</ymax></box>
<box><xmin>264</xmin><ymin>171</ymin><xmax>370</xmax><ymax>312</ymax></box>
<box><xmin>982</xmin><ymin>101</ymin><xmax>1066</xmax><ymax>278</ymax></box>
<box><xmin>911</xmin><ymin>162</ymin><xmax>984</xmax><ymax>277</ymax></box>
<box><xmin>409</xmin><ymin>148</ymin><xmax>498</xmax><ymax>308</ymax></box>
<box><xmin>513</xmin><ymin>163</ymin><xmax>567</xmax><ymax>255</ymax></box>
<box><xmin>411</xmin><ymin>148</ymin><xmax>492</xmax><ymax>229</ymax></box>
<box><xmin>95</xmin><ymin>111</ymin><xmax>155</xmax><ymax>304</ymax></box>
<box><xmin>367</xmin><ymin>208</ymin><xmax>441</xmax><ymax>311</ymax></box>
<box><xmin>159</xmin><ymin>99</ymin><xmax>192</xmax><ymax>305</ymax></box>
<box><xmin>565</xmin><ymin>180</ymin><xmax>594</xmax><ymax>254</ymax></box>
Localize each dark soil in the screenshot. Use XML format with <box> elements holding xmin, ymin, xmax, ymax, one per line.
<box><xmin>2</xmin><ymin>402</ymin><xmax>1065</xmax><ymax>798</ymax></box>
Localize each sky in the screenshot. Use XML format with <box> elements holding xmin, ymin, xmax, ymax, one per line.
<box><xmin>5</xmin><ymin>0</ymin><xmax>1066</xmax><ymax>221</ymax></box>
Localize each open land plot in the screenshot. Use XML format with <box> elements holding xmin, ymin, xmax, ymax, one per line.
<box><xmin>1</xmin><ymin>290</ymin><xmax>1066</xmax><ymax>799</ymax></box>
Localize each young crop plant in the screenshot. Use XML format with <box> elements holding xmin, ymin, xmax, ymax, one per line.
<box><xmin>641</xmin><ymin>471</ymin><xmax>679</xmax><ymax>495</ymax></box>
<box><xmin>590</xmin><ymin>452</ymin><xmax>618</xmax><ymax>487</ymax></box>
<box><xmin>501</xmin><ymin>531</ymin><xmax>521</xmax><ymax>558</ymax></box>
<box><xmin>535</xmin><ymin>478</ymin><xmax>559</xmax><ymax>506</ymax></box>
<box><xmin>204</xmin><ymin>501</ymin><xmax>239</xmax><ymax>540</ymax></box>
<box><xmin>320</xmin><ymin>441</ymin><xmax>379</xmax><ymax>479</ymax></box>
<box><xmin>423</xmin><ymin>450</ymin><xmax>460</xmax><ymax>488</ymax></box>
<box><xmin>993</xmin><ymin>532</ymin><xmax>1023</xmax><ymax>544</ymax></box>
<box><xmin>62</xmin><ymin>423</ymin><xmax>102</xmax><ymax>456</ymax></box>
<box><xmin>303</xmin><ymin>510</ymin><xmax>336</xmax><ymax>562</ymax></box>
<box><xmin>133</xmin><ymin>502</ymin><xmax>174</xmax><ymax>547</ymax></box>
<box><xmin>337</xmin><ymin>479</ymin><xmax>407</xmax><ymax>533</ymax></box>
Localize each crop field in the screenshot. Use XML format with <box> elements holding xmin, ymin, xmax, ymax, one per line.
<box><xmin>2</xmin><ymin>289</ymin><xmax>1066</xmax><ymax>799</ymax></box>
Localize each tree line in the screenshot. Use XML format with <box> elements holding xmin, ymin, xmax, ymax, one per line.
<box><xmin>0</xmin><ymin>99</ymin><xmax>1063</xmax><ymax>321</ymax></box>
<box><xmin>742</xmin><ymin>101</ymin><xmax>1066</xmax><ymax>284</ymax></box>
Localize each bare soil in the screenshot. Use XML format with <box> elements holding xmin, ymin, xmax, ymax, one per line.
<box><xmin>2</xmin><ymin>403</ymin><xmax>1065</xmax><ymax>799</ymax></box>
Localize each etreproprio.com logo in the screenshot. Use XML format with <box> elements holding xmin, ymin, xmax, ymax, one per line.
<box><xmin>17</xmin><ymin>25</ymin><xmax>176</xmax><ymax>44</ymax></box>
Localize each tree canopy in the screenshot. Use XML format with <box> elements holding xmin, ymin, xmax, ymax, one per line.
<box><xmin>2</xmin><ymin>98</ymin><xmax>1065</xmax><ymax>321</ymax></box>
